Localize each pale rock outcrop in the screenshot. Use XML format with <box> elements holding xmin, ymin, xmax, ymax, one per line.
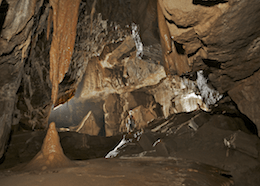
<box><xmin>173</xmin><ymin>93</ymin><xmax>207</xmax><ymax>113</ymax></box>
<box><xmin>104</xmin><ymin>91</ymin><xmax>160</xmax><ymax>136</ymax></box>
<box><xmin>157</xmin><ymin>0</ymin><xmax>260</xmax><ymax>134</ymax></box>
<box><xmin>69</xmin><ymin>111</ymin><xmax>101</xmax><ymax>136</ymax></box>
<box><xmin>157</xmin><ymin>0</ymin><xmax>191</xmax><ymax>75</ymax></box>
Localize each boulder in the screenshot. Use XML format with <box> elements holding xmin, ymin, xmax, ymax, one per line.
<box><xmin>70</xmin><ymin>111</ymin><xmax>101</xmax><ymax>136</ymax></box>
<box><xmin>228</xmin><ymin>70</ymin><xmax>260</xmax><ymax>136</ymax></box>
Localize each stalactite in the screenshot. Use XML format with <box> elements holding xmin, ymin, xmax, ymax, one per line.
<box><xmin>49</xmin><ymin>0</ymin><xmax>81</xmax><ymax>104</ymax></box>
<box><xmin>157</xmin><ymin>0</ymin><xmax>190</xmax><ymax>76</ymax></box>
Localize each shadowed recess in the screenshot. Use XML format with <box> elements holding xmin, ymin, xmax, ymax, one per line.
<box><xmin>203</xmin><ymin>59</ymin><xmax>221</xmax><ymax>69</ymax></box>
<box><xmin>193</xmin><ymin>0</ymin><xmax>228</xmax><ymax>6</ymax></box>
<box><xmin>0</xmin><ymin>0</ymin><xmax>8</xmax><ymax>34</ymax></box>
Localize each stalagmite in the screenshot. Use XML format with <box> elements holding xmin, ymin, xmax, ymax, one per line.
<box><xmin>49</xmin><ymin>0</ymin><xmax>81</xmax><ymax>103</ymax></box>
<box><xmin>21</xmin><ymin>122</ymin><xmax>77</xmax><ymax>171</ymax></box>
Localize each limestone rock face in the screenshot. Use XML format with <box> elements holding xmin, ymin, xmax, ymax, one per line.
<box><xmin>228</xmin><ymin>70</ymin><xmax>260</xmax><ymax>136</ymax></box>
<box><xmin>0</xmin><ymin>0</ymin><xmax>46</xmax><ymax>158</ymax></box>
<box><xmin>103</xmin><ymin>94</ymin><xmax>122</xmax><ymax>136</ymax></box>
<box><xmin>22</xmin><ymin>122</ymin><xmax>76</xmax><ymax>171</ymax></box>
<box><xmin>158</xmin><ymin>0</ymin><xmax>260</xmax><ymax>135</ymax></box>
<box><xmin>70</xmin><ymin>111</ymin><xmax>101</xmax><ymax>136</ymax></box>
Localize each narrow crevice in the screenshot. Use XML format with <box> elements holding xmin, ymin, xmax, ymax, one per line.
<box><xmin>174</xmin><ymin>41</ymin><xmax>185</xmax><ymax>55</ymax></box>
<box><xmin>196</xmin><ymin>35</ymin><xmax>208</xmax><ymax>47</ymax></box>
<box><xmin>192</xmin><ymin>0</ymin><xmax>228</xmax><ymax>7</ymax></box>
<box><xmin>164</xmin><ymin>8</ymin><xmax>172</xmax><ymax>16</ymax></box>
<box><xmin>220</xmin><ymin>173</ymin><xmax>233</xmax><ymax>179</ymax></box>
<box><xmin>0</xmin><ymin>0</ymin><xmax>8</xmax><ymax>35</ymax></box>
<box><xmin>164</xmin><ymin>16</ymin><xmax>194</xmax><ymax>29</ymax></box>
<box><xmin>188</xmin><ymin>47</ymin><xmax>202</xmax><ymax>58</ymax></box>
<box><xmin>203</xmin><ymin>59</ymin><xmax>221</xmax><ymax>69</ymax></box>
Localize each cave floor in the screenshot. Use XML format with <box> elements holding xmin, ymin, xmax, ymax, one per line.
<box><xmin>0</xmin><ymin>157</ymin><xmax>234</xmax><ymax>186</ymax></box>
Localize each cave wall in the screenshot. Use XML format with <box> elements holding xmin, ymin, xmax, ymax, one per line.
<box><xmin>1</xmin><ymin>0</ymin><xmax>260</xmax><ymax>158</ymax></box>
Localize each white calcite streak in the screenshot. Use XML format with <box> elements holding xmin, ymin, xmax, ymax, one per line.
<box><xmin>196</xmin><ymin>70</ymin><xmax>223</xmax><ymax>107</ymax></box>
<box><xmin>105</xmin><ymin>135</ymin><xmax>132</xmax><ymax>158</ymax></box>
<box><xmin>131</xmin><ymin>23</ymin><xmax>143</xmax><ymax>59</ymax></box>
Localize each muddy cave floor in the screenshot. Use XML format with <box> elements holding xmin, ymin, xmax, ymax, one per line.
<box><xmin>1</xmin><ymin>110</ymin><xmax>260</xmax><ymax>186</ymax></box>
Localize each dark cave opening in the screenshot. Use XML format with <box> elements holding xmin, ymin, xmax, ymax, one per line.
<box><xmin>212</xmin><ymin>97</ymin><xmax>259</xmax><ymax>136</ymax></box>
<box><xmin>174</xmin><ymin>41</ymin><xmax>186</xmax><ymax>55</ymax></box>
<box><xmin>203</xmin><ymin>59</ymin><xmax>221</xmax><ymax>69</ymax></box>
<box><xmin>0</xmin><ymin>0</ymin><xmax>8</xmax><ymax>34</ymax></box>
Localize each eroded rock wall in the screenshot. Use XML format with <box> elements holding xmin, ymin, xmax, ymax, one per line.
<box><xmin>0</xmin><ymin>0</ymin><xmax>45</xmax><ymax>158</ymax></box>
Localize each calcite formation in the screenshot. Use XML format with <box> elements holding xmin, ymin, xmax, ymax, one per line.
<box><xmin>49</xmin><ymin>0</ymin><xmax>81</xmax><ymax>103</ymax></box>
<box><xmin>22</xmin><ymin>122</ymin><xmax>76</xmax><ymax>171</ymax></box>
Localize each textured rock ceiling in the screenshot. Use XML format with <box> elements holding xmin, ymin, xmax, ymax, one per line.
<box><xmin>0</xmin><ymin>0</ymin><xmax>260</xmax><ymax>159</ymax></box>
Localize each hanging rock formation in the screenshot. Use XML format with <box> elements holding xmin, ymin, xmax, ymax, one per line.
<box><xmin>157</xmin><ymin>0</ymin><xmax>191</xmax><ymax>75</ymax></box>
<box><xmin>49</xmin><ymin>0</ymin><xmax>81</xmax><ymax>103</ymax></box>
<box><xmin>21</xmin><ymin>122</ymin><xmax>76</xmax><ymax>171</ymax></box>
